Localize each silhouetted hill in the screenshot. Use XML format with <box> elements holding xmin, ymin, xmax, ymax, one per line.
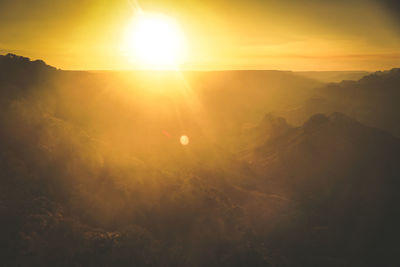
<box><xmin>358</xmin><ymin>67</ymin><xmax>400</xmax><ymax>85</ymax></box>
<box><xmin>284</xmin><ymin>68</ymin><xmax>400</xmax><ymax>136</ymax></box>
<box><xmin>0</xmin><ymin>54</ymin><xmax>57</xmax><ymax>97</ymax></box>
<box><xmin>0</xmin><ymin>54</ymin><xmax>56</xmax><ymax>72</ymax></box>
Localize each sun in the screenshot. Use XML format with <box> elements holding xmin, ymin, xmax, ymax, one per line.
<box><xmin>122</xmin><ymin>13</ymin><xmax>186</xmax><ymax>70</ymax></box>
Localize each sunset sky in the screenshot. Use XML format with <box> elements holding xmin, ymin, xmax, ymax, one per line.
<box><xmin>1</xmin><ymin>0</ymin><xmax>399</xmax><ymax>70</ymax></box>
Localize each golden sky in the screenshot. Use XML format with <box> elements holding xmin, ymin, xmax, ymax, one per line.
<box><xmin>1</xmin><ymin>0</ymin><xmax>400</xmax><ymax>70</ymax></box>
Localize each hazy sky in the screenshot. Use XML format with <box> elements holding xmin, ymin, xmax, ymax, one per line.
<box><xmin>0</xmin><ymin>0</ymin><xmax>399</xmax><ymax>70</ymax></box>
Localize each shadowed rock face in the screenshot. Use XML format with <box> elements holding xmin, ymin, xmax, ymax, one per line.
<box><xmin>259</xmin><ymin>113</ymin><xmax>290</xmax><ymax>135</ymax></box>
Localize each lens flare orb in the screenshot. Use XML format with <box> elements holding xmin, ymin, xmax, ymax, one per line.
<box><xmin>180</xmin><ymin>135</ymin><xmax>189</xmax><ymax>146</ymax></box>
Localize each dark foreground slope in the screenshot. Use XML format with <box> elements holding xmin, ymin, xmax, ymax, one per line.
<box><xmin>0</xmin><ymin>54</ymin><xmax>399</xmax><ymax>267</ymax></box>
<box><xmin>245</xmin><ymin>113</ymin><xmax>400</xmax><ymax>266</ymax></box>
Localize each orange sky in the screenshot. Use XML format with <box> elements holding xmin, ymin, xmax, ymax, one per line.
<box><xmin>0</xmin><ymin>0</ymin><xmax>399</xmax><ymax>71</ymax></box>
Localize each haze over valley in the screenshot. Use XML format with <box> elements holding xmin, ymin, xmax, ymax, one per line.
<box><xmin>0</xmin><ymin>54</ymin><xmax>399</xmax><ymax>266</ymax></box>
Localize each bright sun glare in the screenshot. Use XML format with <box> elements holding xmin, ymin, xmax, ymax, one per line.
<box><xmin>122</xmin><ymin>13</ymin><xmax>186</xmax><ymax>70</ymax></box>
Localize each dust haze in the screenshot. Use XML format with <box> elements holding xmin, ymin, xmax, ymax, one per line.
<box><xmin>0</xmin><ymin>54</ymin><xmax>400</xmax><ymax>266</ymax></box>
